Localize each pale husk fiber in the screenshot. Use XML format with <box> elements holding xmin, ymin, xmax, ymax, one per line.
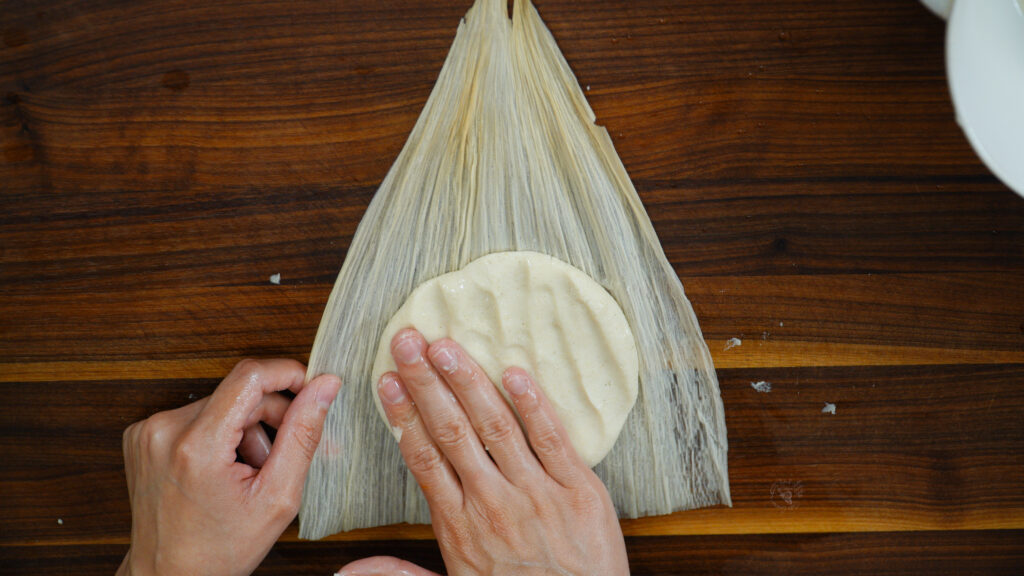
<box><xmin>298</xmin><ymin>0</ymin><xmax>731</xmax><ymax>539</ymax></box>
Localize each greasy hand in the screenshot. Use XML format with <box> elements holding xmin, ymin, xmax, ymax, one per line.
<box><xmin>117</xmin><ymin>359</ymin><xmax>341</xmax><ymax>576</ymax></box>
<box><xmin>339</xmin><ymin>329</ymin><xmax>629</xmax><ymax>576</ymax></box>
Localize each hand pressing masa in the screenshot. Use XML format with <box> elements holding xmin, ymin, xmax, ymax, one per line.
<box><xmin>342</xmin><ymin>329</ymin><xmax>629</xmax><ymax>576</ymax></box>
<box><xmin>117</xmin><ymin>331</ymin><xmax>629</xmax><ymax>575</ymax></box>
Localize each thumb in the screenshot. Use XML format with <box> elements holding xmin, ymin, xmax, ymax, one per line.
<box><xmin>336</xmin><ymin>556</ymin><xmax>442</xmax><ymax>576</ymax></box>
<box><xmin>260</xmin><ymin>373</ymin><xmax>341</xmax><ymax>502</ymax></box>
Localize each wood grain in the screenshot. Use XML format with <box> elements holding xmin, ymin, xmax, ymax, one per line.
<box><xmin>2</xmin><ymin>0</ymin><xmax>1023</xmax><ymax>572</ymax></box>
<box><xmin>3</xmin><ymin>531</ymin><xmax>1024</xmax><ymax>576</ymax></box>
<box><xmin>4</xmin><ymin>364</ymin><xmax>1022</xmax><ymax>546</ymax></box>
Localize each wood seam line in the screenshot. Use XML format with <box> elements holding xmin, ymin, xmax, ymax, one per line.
<box><xmin>1</xmin><ymin>341</ymin><xmax>1022</xmax><ymax>382</ymax></box>
<box><xmin>4</xmin><ymin>513</ymin><xmax>1024</xmax><ymax>547</ymax></box>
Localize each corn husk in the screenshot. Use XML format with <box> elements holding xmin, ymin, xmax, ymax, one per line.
<box><xmin>298</xmin><ymin>0</ymin><xmax>730</xmax><ymax>539</ymax></box>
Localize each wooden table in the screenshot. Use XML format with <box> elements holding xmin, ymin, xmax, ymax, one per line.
<box><xmin>3</xmin><ymin>0</ymin><xmax>1023</xmax><ymax>573</ymax></box>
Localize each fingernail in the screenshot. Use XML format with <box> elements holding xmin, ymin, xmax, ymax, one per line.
<box><xmin>503</xmin><ymin>371</ymin><xmax>529</xmax><ymax>396</ymax></box>
<box><xmin>315</xmin><ymin>376</ymin><xmax>341</xmax><ymax>409</ymax></box>
<box><xmin>378</xmin><ymin>374</ymin><xmax>407</xmax><ymax>405</ymax></box>
<box><xmin>393</xmin><ymin>335</ymin><xmax>421</xmax><ymax>364</ymax></box>
<box><xmin>431</xmin><ymin>346</ymin><xmax>458</xmax><ymax>373</ymax></box>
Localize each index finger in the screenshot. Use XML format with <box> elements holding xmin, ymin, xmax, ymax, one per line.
<box><xmin>195</xmin><ymin>359</ymin><xmax>307</xmax><ymax>447</ymax></box>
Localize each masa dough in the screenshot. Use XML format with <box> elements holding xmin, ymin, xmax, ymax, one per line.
<box><xmin>371</xmin><ymin>251</ymin><xmax>639</xmax><ymax>467</ymax></box>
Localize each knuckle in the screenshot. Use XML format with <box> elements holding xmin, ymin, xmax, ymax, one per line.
<box><xmin>393</xmin><ymin>405</ymin><xmax>418</xmax><ymax>430</ymax></box>
<box><xmin>136</xmin><ymin>414</ymin><xmax>171</xmax><ymax>454</ymax></box>
<box><xmin>432</xmin><ymin>498</ymin><xmax>462</xmax><ymax>521</ymax></box>
<box><xmin>484</xmin><ymin>509</ymin><xmax>516</xmax><ymax>541</ymax></box>
<box><xmin>122</xmin><ymin>422</ymin><xmax>139</xmax><ymax>449</ymax></box>
<box><xmin>470</xmin><ymin>496</ymin><xmax>516</xmax><ymax>540</ymax></box>
<box><xmin>122</xmin><ymin>422</ymin><xmax>142</xmax><ymax>463</ymax></box>
<box><xmin>232</xmin><ymin>358</ymin><xmax>263</xmax><ymax>383</ymax></box>
<box><xmin>292</xmin><ymin>419</ymin><xmax>321</xmax><ymax>461</ymax></box>
<box><xmin>171</xmin><ymin>437</ymin><xmax>193</xmax><ymax>465</ymax></box>
<box><xmin>476</xmin><ymin>413</ymin><xmax>518</xmax><ymax>446</ymax></box>
<box><xmin>432</xmin><ymin>418</ymin><xmax>470</xmax><ymax>450</ymax></box>
<box><xmin>171</xmin><ymin>432</ymin><xmax>203</xmax><ymax>473</ymax></box>
<box><xmin>267</xmin><ymin>492</ymin><xmax>300</xmax><ymax>521</ymax></box>
<box><xmin>406</xmin><ymin>443</ymin><xmax>445</xmax><ymax>476</ymax></box>
<box><xmin>436</xmin><ymin>511</ymin><xmax>474</xmax><ymax>552</ymax></box>
<box><xmin>570</xmin><ymin>483</ymin><xmax>604</xmax><ymax>513</ymax></box>
<box><xmin>529</xmin><ymin>423</ymin><xmax>564</xmax><ymax>458</ymax></box>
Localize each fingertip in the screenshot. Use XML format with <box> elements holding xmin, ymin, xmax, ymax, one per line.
<box><xmin>312</xmin><ymin>373</ymin><xmax>341</xmax><ymax>410</ymax></box>
<box><xmin>391</xmin><ymin>328</ymin><xmax>426</xmax><ymax>365</ymax></box>
<box><xmin>428</xmin><ymin>337</ymin><xmax>458</xmax><ymax>352</ymax></box>
<box><xmin>337</xmin><ymin>555</ymin><xmax>442</xmax><ymax>576</ymax></box>
<box><xmin>378</xmin><ymin>372</ymin><xmax>408</xmax><ymax>405</ymax></box>
<box><xmin>215</xmin><ymin>358</ymin><xmax>308</xmax><ymax>411</ymax></box>
<box><xmin>312</xmin><ymin>372</ymin><xmax>341</xmax><ymax>386</ymax></box>
<box><xmin>502</xmin><ymin>367</ymin><xmax>532</xmax><ymax>397</ymax></box>
<box><xmin>391</xmin><ymin>327</ymin><xmax>424</xmax><ymax>347</ymax></box>
<box><xmin>427</xmin><ymin>341</ymin><xmax>459</xmax><ymax>374</ymax></box>
<box><xmin>258</xmin><ymin>376</ymin><xmax>336</xmax><ymax>496</ymax></box>
<box><xmin>238</xmin><ymin>424</ymin><xmax>272</xmax><ymax>468</ymax></box>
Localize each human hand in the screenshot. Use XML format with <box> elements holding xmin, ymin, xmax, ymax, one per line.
<box><xmin>338</xmin><ymin>329</ymin><xmax>629</xmax><ymax>576</ymax></box>
<box><xmin>117</xmin><ymin>359</ymin><xmax>341</xmax><ymax>576</ymax></box>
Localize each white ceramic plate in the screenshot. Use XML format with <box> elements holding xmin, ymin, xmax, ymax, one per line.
<box><xmin>919</xmin><ymin>0</ymin><xmax>954</xmax><ymax>19</ymax></box>
<box><xmin>946</xmin><ymin>0</ymin><xmax>1024</xmax><ymax>197</ymax></box>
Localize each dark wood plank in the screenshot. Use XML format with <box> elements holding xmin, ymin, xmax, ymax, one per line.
<box><xmin>0</xmin><ymin>72</ymin><xmax>984</xmax><ymax>192</ymax></box>
<box><xmin>1</xmin><ymin>180</ymin><xmax>1021</xmax><ymax>300</ymax></box>
<box><xmin>3</xmin><ymin>531</ymin><xmax>1023</xmax><ymax>575</ymax></box>
<box><xmin>684</xmin><ymin>272</ymin><xmax>1024</xmax><ymax>352</ymax></box>
<box><xmin>4</xmin><ymin>364</ymin><xmax>1022</xmax><ymax>545</ymax></box>
<box><xmin>651</xmin><ymin>180</ymin><xmax>1024</xmax><ymax>276</ymax></box>
<box><xmin>2</xmin><ymin>272</ymin><xmax>1021</xmax><ymax>369</ymax></box>
<box><xmin>0</xmin><ymin>0</ymin><xmax>993</xmax><ymax>201</ymax></box>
